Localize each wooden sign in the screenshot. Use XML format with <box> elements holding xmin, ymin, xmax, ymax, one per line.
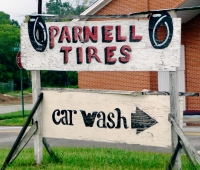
<box><xmin>41</xmin><ymin>89</ymin><xmax>184</xmax><ymax>147</ymax></box>
<box><xmin>21</xmin><ymin>19</ymin><xmax>181</xmax><ymax>71</ymax></box>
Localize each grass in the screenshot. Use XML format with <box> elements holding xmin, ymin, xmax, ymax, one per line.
<box><xmin>67</xmin><ymin>85</ymin><xmax>78</xmax><ymax>88</ymax></box>
<box><xmin>0</xmin><ymin>110</ymin><xmax>30</xmax><ymax>126</ymax></box>
<box><xmin>0</xmin><ymin>147</ymin><xmax>199</xmax><ymax>170</ymax></box>
<box><xmin>5</xmin><ymin>88</ymin><xmax>32</xmax><ymax>97</ymax></box>
<box><xmin>41</xmin><ymin>85</ymin><xmax>79</xmax><ymax>89</ymax></box>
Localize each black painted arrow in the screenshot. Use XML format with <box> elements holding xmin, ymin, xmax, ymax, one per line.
<box><xmin>131</xmin><ymin>107</ymin><xmax>158</xmax><ymax>134</ymax></box>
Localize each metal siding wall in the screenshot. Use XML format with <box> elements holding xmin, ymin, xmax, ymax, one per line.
<box><xmin>178</xmin><ymin>45</ymin><xmax>185</xmax><ymax>71</ymax></box>
<box><xmin>178</xmin><ymin>71</ymin><xmax>185</xmax><ymax>92</ymax></box>
<box><xmin>158</xmin><ymin>45</ymin><xmax>185</xmax><ymax>92</ymax></box>
<box><xmin>158</xmin><ymin>70</ymin><xmax>185</xmax><ymax>92</ymax></box>
<box><xmin>158</xmin><ymin>45</ymin><xmax>185</xmax><ymax>109</ymax></box>
<box><xmin>158</xmin><ymin>71</ymin><xmax>169</xmax><ymax>91</ymax></box>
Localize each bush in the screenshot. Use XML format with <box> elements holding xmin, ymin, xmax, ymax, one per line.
<box><xmin>0</xmin><ymin>81</ymin><xmax>14</xmax><ymax>93</ymax></box>
<box><xmin>41</xmin><ymin>71</ymin><xmax>78</xmax><ymax>88</ymax></box>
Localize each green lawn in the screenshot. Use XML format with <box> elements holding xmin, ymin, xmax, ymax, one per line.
<box><xmin>0</xmin><ymin>147</ymin><xmax>199</xmax><ymax>170</ymax></box>
<box><xmin>5</xmin><ymin>88</ymin><xmax>32</xmax><ymax>97</ymax></box>
<box><xmin>0</xmin><ymin>110</ymin><xmax>30</xmax><ymax>126</ymax></box>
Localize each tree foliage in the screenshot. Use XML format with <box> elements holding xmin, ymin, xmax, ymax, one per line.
<box><xmin>0</xmin><ymin>12</ymin><xmax>29</xmax><ymax>90</ymax></box>
<box><xmin>45</xmin><ymin>0</ymin><xmax>88</xmax><ymax>21</ymax></box>
<box><xmin>46</xmin><ymin>0</ymin><xmax>74</xmax><ymax>16</ymax></box>
<box><xmin>41</xmin><ymin>71</ymin><xmax>78</xmax><ymax>87</ymax></box>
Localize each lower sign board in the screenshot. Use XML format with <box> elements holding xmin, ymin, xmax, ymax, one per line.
<box><xmin>42</xmin><ymin>89</ymin><xmax>183</xmax><ymax>147</ymax></box>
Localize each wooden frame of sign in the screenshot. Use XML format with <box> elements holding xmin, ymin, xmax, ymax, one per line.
<box><xmin>2</xmin><ymin>5</ymin><xmax>200</xmax><ymax>170</ymax></box>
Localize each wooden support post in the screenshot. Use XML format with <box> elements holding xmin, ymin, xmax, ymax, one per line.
<box><xmin>32</xmin><ymin>0</ymin><xmax>43</xmax><ymax>164</ymax></box>
<box><xmin>168</xmin><ymin>10</ymin><xmax>181</xmax><ymax>170</ymax></box>
<box><xmin>179</xmin><ymin>141</ymin><xmax>196</xmax><ymax>167</ymax></box>
<box><xmin>9</xmin><ymin>123</ymin><xmax>38</xmax><ymax>163</ymax></box>
<box><xmin>169</xmin><ymin>71</ymin><xmax>181</xmax><ymax>170</ymax></box>
<box><xmin>32</xmin><ymin>71</ymin><xmax>43</xmax><ymax>164</ymax></box>
<box><xmin>38</xmin><ymin>0</ymin><xmax>42</xmax><ymax>15</ymax></box>
<box><xmin>169</xmin><ymin>115</ymin><xmax>200</xmax><ymax>165</ymax></box>
<box><xmin>43</xmin><ymin>138</ymin><xmax>61</xmax><ymax>162</ymax></box>
<box><xmin>167</xmin><ymin>141</ymin><xmax>182</xmax><ymax>170</ymax></box>
<box><xmin>1</xmin><ymin>93</ymin><xmax>43</xmax><ymax>170</ymax></box>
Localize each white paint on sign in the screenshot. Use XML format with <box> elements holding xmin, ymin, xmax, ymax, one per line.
<box><xmin>41</xmin><ymin>89</ymin><xmax>183</xmax><ymax>147</ymax></box>
<box><xmin>21</xmin><ymin>19</ymin><xmax>181</xmax><ymax>71</ymax></box>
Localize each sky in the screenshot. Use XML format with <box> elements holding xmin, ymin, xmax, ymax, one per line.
<box><xmin>0</xmin><ymin>0</ymin><xmax>76</xmax><ymax>24</ymax></box>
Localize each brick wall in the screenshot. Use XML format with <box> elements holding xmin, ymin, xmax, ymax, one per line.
<box><xmin>78</xmin><ymin>0</ymin><xmax>184</xmax><ymax>92</ymax></box>
<box><xmin>79</xmin><ymin>71</ymin><xmax>157</xmax><ymax>91</ymax></box>
<box><xmin>148</xmin><ymin>0</ymin><xmax>184</xmax><ymax>10</ymax></box>
<box><xmin>182</xmin><ymin>14</ymin><xmax>200</xmax><ymax>110</ymax></box>
<box><xmin>95</xmin><ymin>0</ymin><xmax>148</xmax><ymax>14</ymax></box>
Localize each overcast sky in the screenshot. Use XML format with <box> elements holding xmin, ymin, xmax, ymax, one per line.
<box><xmin>0</xmin><ymin>0</ymin><xmax>77</xmax><ymax>24</ymax></box>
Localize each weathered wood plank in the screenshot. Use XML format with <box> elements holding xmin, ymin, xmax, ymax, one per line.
<box><xmin>169</xmin><ymin>115</ymin><xmax>200</xmax><ymax>165</ymax></box>
<box><xmin>21</xmin><ymin>19</ymin><xmax>181</xmax><ymax>71</ymax></box>
<box><xmin>167</xmin><ymin>142</ymin><xmax>182</xmax><ymax>170</ymax></box>
<box><xmin>46</xmin><ymin>14</ymin><xmax>148</xmax><ymax>20</ymax></box>
<box><xmin>32</xmin><ymin>71</ymin><xmax>43</xmax><ymax>164</ymax></box>
<box><xmin>41</xmin><ymin>88</ymin><xmax>199</xmax><ymax>97</ymax></box>
<box><xmin>41</xmin><ymin>90</ymin><xmax>183</xmax><ymax>147</ymax></box>
<box><xmin>169</xmin><ymin>11</ymin><xmax>181</xmax><ymax>170</ymax></box>
<box><xmin>179</xmin><ymin>140</ymin><xmax>196</xmax><ymax>167</ymax></box>
<box><xmin>1</xmin><ymin>93</ymin><xmax>43</xmax><ymax>170</ymax></box>
<box><xmin>43</xmin><ymin>138</ymin><xmax>60</xmax><ymax>162</ymax></box>
<box><xmin>144</xmin><ymin>91</ymin><xmax>199</xmax><ymax>96</ymax></box>
<box><xmin>9</xmin><ymin>123</ymin><xmax>38</xmax><ymax>163</ymax></box>
<box><xmin>169</xmin><ymin>70</ymin><xmax>181</xmax><ymax>169</ymax></box>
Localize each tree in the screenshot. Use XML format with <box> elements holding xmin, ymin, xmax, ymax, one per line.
<box><xmin>0</xmin><ymin>12</ymin><xmax>11</xmax><ymax>24</ymax></box>
<box><xmin>0</xmin><ymin>12</ymin><xmax>29</xmax><ymax>90</ymax></box>
<box><xmin>75</xmin><ymin>0</ymin><xmax>97</xmax><ymax>7</ymax></box>
<box><xmin>45</xmin><ymin>0</ymin><xmax>88</xmax><ymax>21</ymax></box>
<box><xmin>46</xmin><ymin>0</ymin><xmax>74</xmax><ymax>16</ymax></box>
<box><xmin>23</xmin><ymin>16</ymin><xmax>30</xmax><ymax>23</ymax></box>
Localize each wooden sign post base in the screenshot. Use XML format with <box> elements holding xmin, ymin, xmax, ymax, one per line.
<box><xmin>167</xmin><ymin>114</ymin><xmax>200</xmax><ymax>169</ymax></box>
<box><xmin>0</xmin><ymin>93</ymin><xmax>58</xmax><ymax>170</ymax></box>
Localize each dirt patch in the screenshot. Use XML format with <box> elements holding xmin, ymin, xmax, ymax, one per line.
<box><xmin>0</xmin><ymin>94</ymin><xmax>32</xmax><ymax>105</ymax></box>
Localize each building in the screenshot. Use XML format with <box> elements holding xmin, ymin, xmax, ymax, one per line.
<box><xmin>77</xmin><ymin>0</ymin><xmax>200</xmax><ymax>112</ymax></box>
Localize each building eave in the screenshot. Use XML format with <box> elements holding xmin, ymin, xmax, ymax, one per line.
<box><xmin>177</xmin><ymin>0</ymin><xmax>200</xmax><ymax>23</ymax></box>
<box><xmin>72</xmin><ymin>0</ymin><xmax>112</xmax><ymax>22</ymax></box>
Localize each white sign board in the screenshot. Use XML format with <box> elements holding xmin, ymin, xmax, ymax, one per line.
<box><xmin>41</xmin><ymin>89</ymin><xmax>183</xmax><ymax>147</ymax></box>
<box><xmin>21</xmin><ymin>19</ymin><xmax>181</xmax><ymax>71</ymax></box>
